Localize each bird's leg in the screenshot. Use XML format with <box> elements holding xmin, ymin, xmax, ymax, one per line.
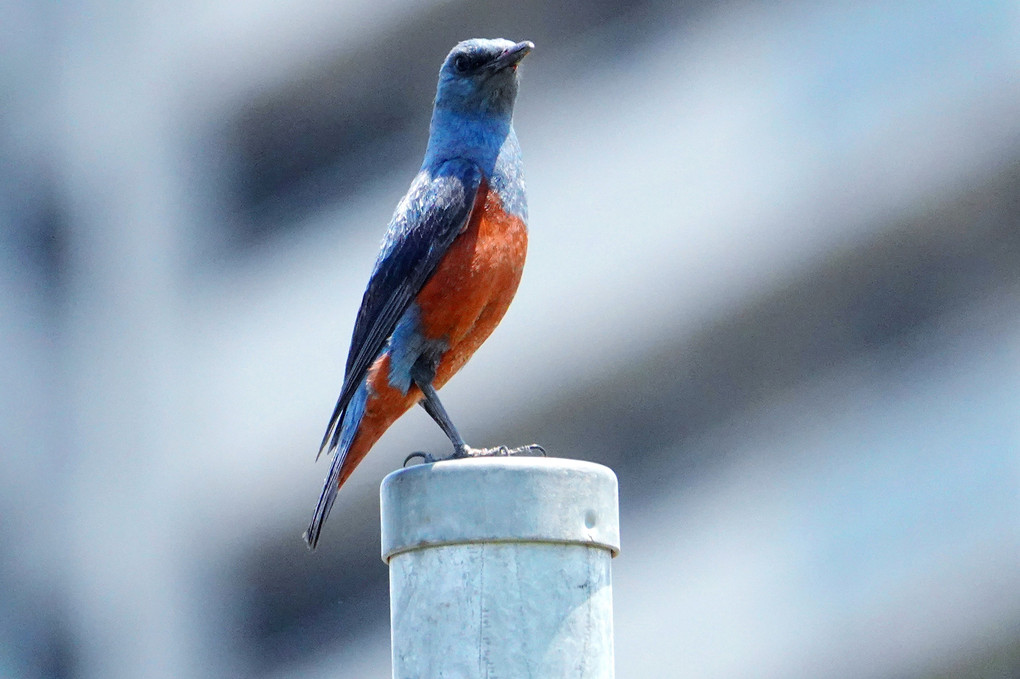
<box><xmin>409</xmin><ymin>365</ymin><xmax>546</xmax><ymax>462</ymax></box>
<box><xmin>404</xmin><ymin>357</ymin><xmax>464</xmax><ymax>464</ymax></box>
<box><xmin>415</xmin><ymin>379</ymin><xmax>470</xmax><ymax>456</ymax></box>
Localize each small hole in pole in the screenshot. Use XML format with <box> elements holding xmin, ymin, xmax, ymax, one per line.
<box><xmin>584</xmin><ymin>510</ymin><xmax>597</xmax><ymax>529</ymax></box>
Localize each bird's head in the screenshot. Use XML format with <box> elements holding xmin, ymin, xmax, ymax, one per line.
<box><xmin>434</xmin><ymin>38</ymin><xmax>534</xmax><ymax>119</ymax></box>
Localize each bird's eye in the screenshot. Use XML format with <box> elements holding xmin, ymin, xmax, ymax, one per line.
<box><xmin>454</xmin><ymin>54</ymin><xmax>471</xmax><ymax>73</ymax></box>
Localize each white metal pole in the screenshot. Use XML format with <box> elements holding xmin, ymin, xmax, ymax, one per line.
<box><xmin>381</xmin><ymin>456</ymin><xmax>620</xmax><ymax>679</ymax></box>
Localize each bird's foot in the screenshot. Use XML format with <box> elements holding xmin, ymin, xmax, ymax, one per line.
<box><xmin>452</xmin><ymin>443</ymin><xmax>547</xmax><ymax>459</ymax></box>
<box><xmin>403</xmin><ymin>444</ymin><xmax>546</xmax><ymax>468</ymax></box>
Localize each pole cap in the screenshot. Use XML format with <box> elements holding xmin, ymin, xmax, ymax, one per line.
<box><xmin>380</xmin><ymin>456</ymin><xmax>620</xmax><ymax>562</ymax></box>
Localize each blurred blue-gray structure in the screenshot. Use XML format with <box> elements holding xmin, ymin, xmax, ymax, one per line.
<box><xmin>2</xmin><ymin>1</ymin><xmax>1018</xmax><ymax>678</ymax></box>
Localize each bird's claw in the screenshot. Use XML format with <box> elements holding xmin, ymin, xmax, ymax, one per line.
<box><xmin>513</xmin><ymin>443</ymin><xmax>546</xmax><ymax>457</ymax></box>
<box><xmin>403</xmin><ymin>451</ymin><xmax>437</xmax><ymax>467</ymax></box>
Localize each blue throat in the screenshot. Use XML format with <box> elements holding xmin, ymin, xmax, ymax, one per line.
<box><xmin>422</xmin><ymin>109</ymin><xmax>527</xmax><ymax>221</ymax></box>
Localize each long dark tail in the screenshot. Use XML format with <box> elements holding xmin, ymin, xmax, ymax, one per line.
<box><xmin>304</xmin><ymin>381</ymin><xmax>369</xmax><ymax>549</ymax></box>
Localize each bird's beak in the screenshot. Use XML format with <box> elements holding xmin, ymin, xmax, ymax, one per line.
<box><xmin>490</xmin><ymin>40</ymin><xmax>534</xmax><ymax>71</ymax></box>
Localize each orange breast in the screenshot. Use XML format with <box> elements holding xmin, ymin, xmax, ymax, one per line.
<box><xmin>415</xmin><ymin>181</ymin><xmax>528</xmax><ymax>386</ymax></box>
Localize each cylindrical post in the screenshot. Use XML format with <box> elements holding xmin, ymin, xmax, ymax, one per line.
<box><xmin>381</xmin><ymin>456</ymin><xmax>620</xmax><ymax>679</ymax></box>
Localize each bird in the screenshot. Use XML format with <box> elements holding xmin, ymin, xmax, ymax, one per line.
<box><xmin>305</xmin><ymin>38</ymin><xmax>540</xmax><ymax>549</ymax></box>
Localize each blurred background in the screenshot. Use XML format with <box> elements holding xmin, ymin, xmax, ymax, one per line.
<box><xmin>2</xmin><ymin>0</ymin><xmax>1018</xmax><ymax>677</ymax></box>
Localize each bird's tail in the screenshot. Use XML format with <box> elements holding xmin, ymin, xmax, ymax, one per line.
<box><xmin>304</xmin><ymin>381</ymin><xmax>370</xmax><ymax>549</ymax></box>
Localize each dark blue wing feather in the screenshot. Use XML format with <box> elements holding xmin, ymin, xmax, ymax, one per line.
<box><xmin>317</xmin><ymin>158</ymin><xmax>484</xmax><ymax>457</ymax></box>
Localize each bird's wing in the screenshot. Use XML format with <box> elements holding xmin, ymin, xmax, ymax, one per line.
<box><xmin>317</xmin><ymin>158</ymin><xmax>484</xmax><ymax>458</ymax></box>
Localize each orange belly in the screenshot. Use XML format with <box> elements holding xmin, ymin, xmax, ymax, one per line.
<box><xmin>336</xmin><ymin>183</ymin><xmax>527</xmax><ymax>486</ymax></box>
